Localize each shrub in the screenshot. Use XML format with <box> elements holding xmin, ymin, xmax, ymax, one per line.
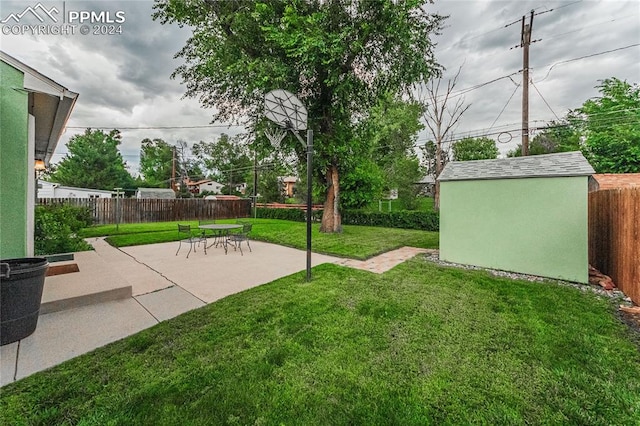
<box><xmin>256</xmin><ymin>208</ymin><xmax>323</xmax><ymax>222</ymax></box>
<box><xmin>35</xmin><ymin>204</ymin><xmax>94</xmax><ymax>255</ymax></box>
<box><xmin>343</xmin><ymin>210</ymin><xmax>439</xmax><ymax>231</ymax></box>
<box><xmin>256</xmin><ymin>208</ymin><xmax>439</xmax><ymax>231</ymax></box>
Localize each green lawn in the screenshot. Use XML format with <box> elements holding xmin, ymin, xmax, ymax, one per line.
<box><xmin>1</xmin><ymin>260</ymin><xmax>638</xmax><ymax>424</ymax></box>
<box><xmin>81</xmin><ymin>219</ymin><xmax>439</xmax><ymax>260</ymax></box>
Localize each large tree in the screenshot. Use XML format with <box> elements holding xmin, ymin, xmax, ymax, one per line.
<box><xmin>192</xmin><ymin>134</ymin><xmax>253</xmax><ymax>194</ymax></box>
<box><xmin>578</xmin><ymin>78</ymin><xmax>640</xmax><ymax>173</ymax></box>
<box><xmin>452</xmin><ymin>137</ymin><xmax>499</xmax><ymax>161</ymax></box>
<box><xmin>139</xmin><ymin>138</ymin><xmax>175</xmax><ymax>188</ymax></box>
<box><xmin>153</xmin><ymin>0</ymin><xmax>443</xmax><ymax>232</ymax></box>
<box><xmin>49</xmin><ymin>129</ymin><xmax>134</xmax><ymax>190</ymax></box>
<box><xmin>339</xmin><ymin>94</ymin><xmax>424</xmax><ymax>209</ymax></box>
<box><xmin>507</xmin><ymin>119</ymin><xmax>581</xmax><ymax>157</ymax></box>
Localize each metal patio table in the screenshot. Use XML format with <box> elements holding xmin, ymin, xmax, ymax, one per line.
<box><xmin>198</xmin><ymin>223</ymin><xmax>242</xmax><ymax>254</ymax></box>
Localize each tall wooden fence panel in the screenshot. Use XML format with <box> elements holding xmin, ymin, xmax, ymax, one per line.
<box><xmin>37</xmin><ymin>198</ymin><xmax>251</xmax><ymax>225</ymax></box>
<box><xmin>589</xmin><ymin>188</ymin><xmax>640</xmax><ymax>304</ymax></box>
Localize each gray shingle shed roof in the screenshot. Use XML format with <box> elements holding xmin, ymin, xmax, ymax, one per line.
<box><xmin>438</xmin><ymin>151</ymin><xmax>595</xmax><ymax>182</ymax></box>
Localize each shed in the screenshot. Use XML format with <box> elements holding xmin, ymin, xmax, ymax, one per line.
<box><xmin>136</xmin><ymin>188</ymin><xmax>176</xmax><ymax>199</ymax></box>
<box><xmin>438</xmin><ymin>151</ymin><xmax>594</xmax><ymax>283</ymax></box>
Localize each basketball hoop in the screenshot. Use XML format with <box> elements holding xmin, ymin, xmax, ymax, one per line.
<box><xmin>264</xmin><ymin>89</ymin><xmax>308</xmax><ymax>131</ymax></box>
<box><xmin>264</xmin><ymin>127</ymin><xmax>287</xmax><ymax>149</ymax></box>
<box><xmin>263</xmin><ymin>88</ymin><xmax>314</xmax><ymax>282</ymax></box>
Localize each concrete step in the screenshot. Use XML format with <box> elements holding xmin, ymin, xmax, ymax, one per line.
<box><xmin>41</xmin><ymin>250</ymin><xmax>132</xmax><ymax>314</ymax></box>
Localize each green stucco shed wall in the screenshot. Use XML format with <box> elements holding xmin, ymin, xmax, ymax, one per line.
<box><xmin>0</xmin><ymin>61</ymin><xmax>28</xmax><ymax>259</ymax></box>
<box><xmin>440</xmin><ymin>176</ymin><xmax>589</xmax><ymax>283</ymax></box>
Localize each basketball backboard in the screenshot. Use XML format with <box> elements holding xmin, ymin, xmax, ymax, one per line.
<box><xmin>264</xmin><ymin>89</ymin><xmax>307</xmax><ymax>131</ymax></box>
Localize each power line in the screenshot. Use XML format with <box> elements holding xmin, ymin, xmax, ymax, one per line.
<box><xmin>543</xmin><ymin>14</ymin><xmax>638</xmax><ymax>42</ymax></box>
<box><xmin>535</xmin><ymin>44</ymin><xmax>640</xmax><ymax>83</ymax></box>
<box><xmin>65</xmin><ymin>124</ymin><xmax>245</xmax><ymax>130</ymax></box>
<box><xmin>530</xmin><ymin>80</ymin><xmax>560</xmax><ymax>121</ymax></box>
<box><xmin>488</xmin><ymin>80</ymin><xmax>521</xmax><ymax>131</ymax></box>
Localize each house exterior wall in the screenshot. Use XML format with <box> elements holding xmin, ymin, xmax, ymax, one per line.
<box><xmin>37</xmin><ymin>181</ymin><xmax>112</xmax><ymax>198</ymax></box>
<box><xmin>199</xmin><ymin>181</ymin><xmax>223</xmax><ymax>194</ymax></box>
<box><xmin>0</xmin><ymin>61</ymin><xmax>28</xmax><ymax>259</ymax></box>
<box><xmin>440</xmin><ymin>176</ymin><xmax>589</xmax><ymax>283</ymax></box>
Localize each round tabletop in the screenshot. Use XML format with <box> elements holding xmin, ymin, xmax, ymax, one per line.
<box><xmin>198</xmin><ymin>224</ymin><xmax>242</xmax><ymax>230</ymax></box>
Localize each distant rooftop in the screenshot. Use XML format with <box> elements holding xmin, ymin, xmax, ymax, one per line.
<box><xmin>438</xmin><ymin>151</ymin><xmax>595</xmax><ymax>182</ymax></box>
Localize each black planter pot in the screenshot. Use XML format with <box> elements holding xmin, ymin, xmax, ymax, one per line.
<box><xmin>0</xmin><ymin>258</ymin><xmax>49</xmax><ymax>346</ymax></box>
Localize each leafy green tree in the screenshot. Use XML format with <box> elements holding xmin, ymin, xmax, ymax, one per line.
<box><xmin>153</xmin><ymin>0</ymin><xmax>444</xmax><ymax>232</ymax></box>
<box><xmin>50</xmin><ymin>129</ymin><xmax>134</xmax><ymax>190</ymax></box>
<box><xmin>577</xmin><ymin>78</ymin><xmax>640</xmax><ymax>173</ymax></box>
<box><xmin>344</xmin><ymin>94</ymin><xmax>423</xmax><ymax>209</ymax></box>
<box><xmin>340</xmin><ymin>159</ymin><xmax>385</xmax><ymax>210</ymax></box>
<box><xmin>139</xmin><ymin>138</ymin><xmax>174</xmax><ymax>187</ymax></box>
<box><xmin>258</xmin><ymin>167</ymin><xmax>286</xmax><ymax>203</ymax></box>
<box><xmin>420</xmin><ymin>140</ymin><xmax>439</xmax><ymax>178</ymax></box>
<box><xmin>387</xmin><ymin>155</ymin><xmax>423</xmax><ymax>210</ymax></box>
<box><xmin>192</xmin><ymin>134</ymin><xmax>253</xmax><ymax>194</ymax></box>
<box><xmin>360</xmin><ymin>94</ymin><xmax>424</xmax><ymax>169</ymax></box>
<box><xmin>507</xmin><ymin>119</ymin><xmax>581</xmax><ymax>157</ymax></box>
<box><xmin>453</xmin><ymin>137</ymin><xmax>499</xmax><ymax>161</ymax></box>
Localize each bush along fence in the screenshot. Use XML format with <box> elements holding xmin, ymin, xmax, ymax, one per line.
<box><xmin>589</xmin><ymin>187</ymin><xmax>640</xmax><ymax>305</ymax></box>
<box><xmin>37</xmin><ymin>198</ymin><xmax>251</xmax><ymax>225</ymax></box>
<box><xmin>256</xmin><ymin>207</ymin><xmax>439</xmax><ymax>232</ymax></box>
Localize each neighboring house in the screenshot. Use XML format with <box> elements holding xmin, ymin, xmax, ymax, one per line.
<box><xmin>416</xmin><ymin>175</ymin><xmax>436</xmax><ymax>196</ymax></box>
<box><xmin>205</xmin><ymin>195</ymin><xmax>242</xmax><ymax>200</ymax></box>
<box><xmin>438</xmin><ymin>151</ymin><xmax>594</xmax><ymax>284</ymax></box>
<box><xmin>37</xmin><ymin>180</ymin><xmax>113</xmax><ymax>199</ymax></box>
<box><xmin>234</xmin><ymin>182</ymin><xmax>247</xmax><ymax>195</ymax></box>
<box><xmin>282</xmin><ymin>176</ymin><xmax>297</xmax><ymax>197</ymax></box>
<box><xmin>589</xmin><ymin>173</ymin><xmax>640</xmax><ymax>191</ymax></box>
<box><xmin>136</xmin><ymin>188</ymin><xmax>176</xmax><ymax>199</ymax></box>
<box><xmin>1</xmin><ymin>51</ymin><xmax>78</xmax><ymax>258</ymax></box>
<box><xmin>197</xmin><ymin>180</ymin><xmax>224</xmax><ymax>195</ymax></box>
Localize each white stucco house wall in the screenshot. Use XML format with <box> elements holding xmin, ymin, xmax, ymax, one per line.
<box><xmin>37</xmin><ymin>180</ymin><xmax>113</xmax><ymax>198</ymax></box>
<box><xmin>198</xmin><ymin>180</ymin><xmax>224</xmax><ymax>194</ymax></box>
<box><xmin>136</xmin><ymin>188</ymin><xmax>176</xmax><ymax>199</ymax></box>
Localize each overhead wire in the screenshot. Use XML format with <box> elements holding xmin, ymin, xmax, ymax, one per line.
<box><xmin>530</xmin><ymin>79</ymin><xmax>560</xmax><ymax>121</ymax></box>
<box><xmin>488</xmin><ymin>77</ymin><xmax>521</xmax><ymax>131</ymax></box>
<box><xmin>542</xmin><ymin>14</ymin><xmax>638</xmax><ymax>42</ymax></box>
<box><xmin>534</xmin><ymin>43</ymin><xmax>640</xmax><ymax>83</ymax></box>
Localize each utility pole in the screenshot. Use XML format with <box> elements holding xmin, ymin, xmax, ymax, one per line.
<box><xmin>171</xmin><ymin>146</ymin><xmax>176</xmax><ymax>191</ymax></box>
<box><xmin>253</xmin><ymin>147</ymin><xmax>258</xmax><ymax>218</ymax></box>
<box><xmin>520</xmin><ymin>10</ymin><xmax>534</xmax><ymax>156</ymax></box>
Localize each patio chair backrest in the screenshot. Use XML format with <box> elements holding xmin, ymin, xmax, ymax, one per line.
<box><xmin>178</xmin><ymin>224</ymin><xmax>191</xmax><ymax>236</ymax></box>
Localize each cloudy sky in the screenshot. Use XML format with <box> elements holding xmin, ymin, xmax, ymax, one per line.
<box><xmin>2</xmin><ymin>0</ymin><xmax>638</xmax><ymax>174</ymax></box>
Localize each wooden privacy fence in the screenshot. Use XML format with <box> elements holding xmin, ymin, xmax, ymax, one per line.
<box><xmin>589</xmin><ymin>188</ymin><xmax>640</xmax><ymax>305</ymax></box>
<box><xmin>38</xmin><ymin>198</ymin><xmax>251</xmax><ymax>225</ymax></box>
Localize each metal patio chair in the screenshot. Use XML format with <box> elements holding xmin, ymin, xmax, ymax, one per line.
<box><xmin>228</xmin><ymin>221</ymin><xmax>252</xmax><ymax>256</ymax></box>
<box><xmin>176</xmin><ymin>224</ymin><xmax>206</xmax><ymax>258</ymax></box>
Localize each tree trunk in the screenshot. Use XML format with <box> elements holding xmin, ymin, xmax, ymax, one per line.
<box><xmin>433</xmin><ymin>135</ymin><xmax>443</xmax><ymax>212</ymax></box>
<box><xmin>320</xmin><ymin>164</ymin><xmax>342</xmax><ymax>233</ymax></box>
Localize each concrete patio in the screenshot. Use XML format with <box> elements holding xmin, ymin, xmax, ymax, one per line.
<box><xmin>1</xmin><ymin>238</ymin><xmax>432</xmax><ymax>386</ymax></box>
